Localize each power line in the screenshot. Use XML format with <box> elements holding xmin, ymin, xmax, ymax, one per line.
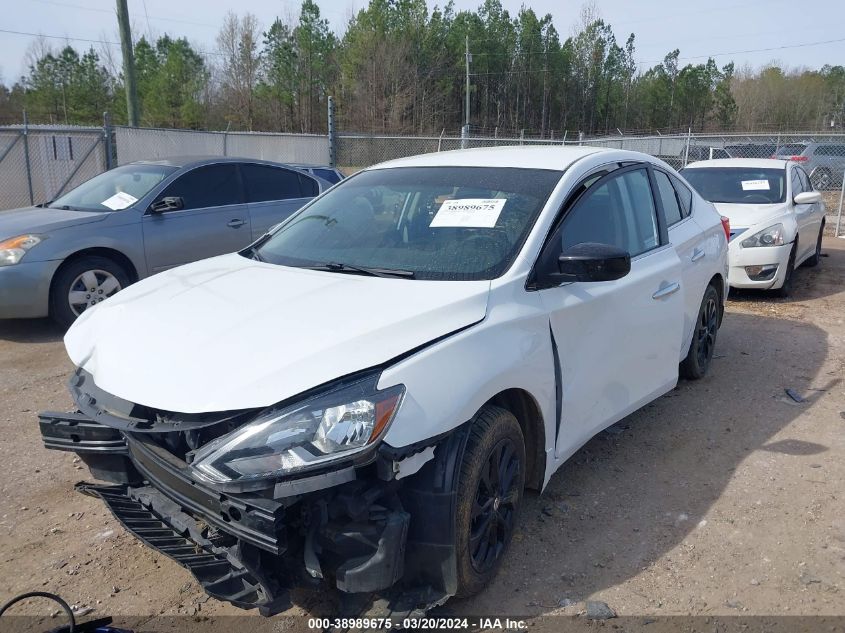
<box><xmin>28</xmin><ymin>0</ymin><xmax>218</xmax><ymax>29</ymax></box>
<box><xmin>637</xmin><ymin>36</ymin><xmax>845</xmax><ymax>65</ymax></box>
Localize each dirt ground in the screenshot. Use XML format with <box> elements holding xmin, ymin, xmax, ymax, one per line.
<box><xmin>1</xmin><ymin>237</ymin><xmax>843</xmax><ymax>629</ymax></box>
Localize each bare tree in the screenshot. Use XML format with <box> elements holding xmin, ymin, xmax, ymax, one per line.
<box><xmin>217</xmin><ymin>12</ymin><xmax>262</xmax><ymax>130</ymax></box>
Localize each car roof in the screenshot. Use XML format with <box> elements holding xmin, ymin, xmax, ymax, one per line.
<box><xmin>369</xmin><ymin>145</ymin><xmax>612</xmax><ymax>171</ymax></box>
<box><xmin>683</xmin><ymin>158</ymin><xmax>788</xmax><ymax>170</ymax></box>
<box><xmin>131</xmin><ymin>156</ymin><xmax>306</xmax><ymax>169</ymax></box>
<box><xmin>286</xmin><ymin>163</ymin><xmax>339</xmax><ymax>170</ymax></box>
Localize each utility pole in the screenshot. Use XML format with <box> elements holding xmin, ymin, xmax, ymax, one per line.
<box><xmin>465</xmin><ymin>35</ymin><xmax>471</xmax><ymax>131</ymax></box>
<box><xmin>462</xmin><ymin>35</ymin><xmax>471</xmax><ymax>148</ymax></box>
<box><xmin>116</xmin><ymin>0</ymin><xmax>139</xmax><ymax>127</ymax></box>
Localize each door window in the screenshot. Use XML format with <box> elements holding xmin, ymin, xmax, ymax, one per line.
<box><xmin>155</xmin><ymin>164</ymin><xmax>242</xmax><ymax>210</ymax></box>
<box><xmin>790</xmin><ymin>168</ymin><xmax>804</xmax><ymax>196</ymax></box>
<box><xmin>797</xmin><ymin>168</ymin><xmax>812</xmax><ymax>192</ymax></box>
<box><xmin>654</xmin><ymin>170</ymin><xmax>684</xmax><ymax>226</ymax></box>
<box><xmin>669</xmin><ymin>173</ymin><xmax>692</xmax><ymax>218</ymax></box>
<box><xmin>298</xmin><ymin>173</ymin><xmax>320</xmax><ymax>197</ymax></box>
<box><xmin>561</xmin><ymin>168</ymin><xmax>660</xmax><ymax>257</ymax></box>
<box><xmin>242</xmin><ymin>164</ymin><xmax>304</xmax><ymax>202</ymax></box>
<box><xmin>313</xmin><ymin>168</ymin><xmax>342</xmax><ymax>184</ymax></box>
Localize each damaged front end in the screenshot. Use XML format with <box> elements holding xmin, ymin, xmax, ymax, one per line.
<box><xmin>39</xmin><ymin>369</ymin><xmax>464</xmax><ymax>615</ymax></box>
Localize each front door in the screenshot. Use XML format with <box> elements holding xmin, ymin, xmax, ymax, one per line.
<box><xmin>143</xmin><ymin>163</ymin><xmax>252</xmax><ymax>273</ymax></box>
<box><xmin>537</xmin><ymin>166</ymin><xmax>684</xmax><ymax>459</ymax></box>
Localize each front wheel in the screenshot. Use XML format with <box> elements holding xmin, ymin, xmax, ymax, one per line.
<box><xmin>772</xmin><ymin>242</ymin><xmax>797</xmax><ymax>298</ymax></box>
<box><xmin>680</xmin><ymin>284</ymin><xmax>720</xmax><ymax>380</ymax></box>
<box><xmin>454</xmin><ymin>406</ymin><xmax>525</xmax><ymax>597</ymax></box>
<box><xmin>50</xmin><ymin>256</ymin><xmax>130</xmax><ymax>328</ymax></box>
<box><xmin>802</xmin><ymin>225</ymin><xmax>824</xmax><ymax>268</ymax></box>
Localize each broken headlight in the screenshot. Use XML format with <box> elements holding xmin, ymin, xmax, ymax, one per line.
<box><xmin>190</xmin><ymin>375</ymin><xmax>404</xmax><ymax>483</ymax></box>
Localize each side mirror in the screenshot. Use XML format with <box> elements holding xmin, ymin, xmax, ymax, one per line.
<box><xmin>793</xmin><ymin>191</ymin><xmax>821</xmax><ymax>205</ymax></box>
<box><xmin>149</xmin><ymin>196</ymin><xmax>184</xmax><ymax>213</ymax></box>
<box><xmin>557</xmin><ymin>242</ymin><xmax>631</xmax><ymax>283</ymax></box>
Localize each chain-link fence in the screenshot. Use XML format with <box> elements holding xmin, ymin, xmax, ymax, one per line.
<box><xmin>0</xmin><ymin>124</ymin><xmax>108</xmax><ymax>211</ymax></box>
<box><xmin>114</xmin><ymin>126</ymin><xmax>330</xmax><ymax>166</ymax></box>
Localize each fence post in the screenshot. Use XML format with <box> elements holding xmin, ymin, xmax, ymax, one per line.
<box><xmin>103</xmin><ymin>111</ymin><xmax>114</xmax><ymax>169</ymax></box>
<box><xmin>520</xmin><ymin>129</ymin><xmax>524</xmax><ymax>145</ymax></box>
<box><xmin>223</xmin><ymin>121</ymin><xmax>231</xmax><ymax>157</ymax></box>
<box><xmin>562</xmin><ymin>130</ymin><xmax>567</xmax><ymax>145</ymax></box>
<box><xmin>836</xmin><ymin>171</ymin><xmax>844</xmax><ymax>238</ymax></box>
<box><xmin>775</xmin><ymin>132</ymin><xmax>781</xmax><ymax>156</ymax></box>
<box><xmin>437</xmin><ymin>128</ymin><xmax>445</xmax><ymax>152</ymax></box>
<box><xmin>683</xmin><ymin>127</ymin><xmax>692</xmax><ymax>167</ymax></box>
<box><xmin>461</xmin><ymin>124</ymin><xmax>469</xmax><ymax>149</ymax></box>
<box><xmin>327</xmin><ymin>96</ymin><xmax>336</xmax><ymax>166</ymax></box>
<box><xmin>22</xmin><ymin>110</ymin><xmax>34</xmax><ymax>205</ymax></box>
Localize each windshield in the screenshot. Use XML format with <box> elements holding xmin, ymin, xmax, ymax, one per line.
<box><xmin>680</xmin><ymin>167</ymin><xmax>786</xmax><ymax>204</ymax></box>
<box><xmin>252</xmin><ymin>166</ymin><xmax>562</xmax><ymax>281</ymax></box>
<box><xmin>50</xmin><ymin>164</ymin><xmax>178</xmax><ymax>211</ymax></box>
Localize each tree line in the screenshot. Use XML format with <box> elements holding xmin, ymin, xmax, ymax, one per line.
<box><xmin>1</xmin><ymin>0</ymin><xmax>844</xmax><ymax>136</ymax></box>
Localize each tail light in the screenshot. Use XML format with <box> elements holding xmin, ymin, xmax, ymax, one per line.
<box><xmin>788</xmin><ymin>155</ymin><xmax>809</xmax><ymax>162</ymax></box>
<box><xmin>720</xmin><ymin>216</ymin><xmax>731</xmax><ymax>242</ymax></box>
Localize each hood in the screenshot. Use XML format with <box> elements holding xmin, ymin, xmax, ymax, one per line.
<box><xmin>713</xmin><ymin>202</ymin><xmax>788</xmax><ymax>230</ymax></box>
<box><xmin>65</xmin><ymin>253</ymin><xmax>491</xmax><ymax>413</ymax></box>
<box><xmin>0</xmin><ymin>206</ymin><xmax>108</xmax><ymax>240</ymax></box>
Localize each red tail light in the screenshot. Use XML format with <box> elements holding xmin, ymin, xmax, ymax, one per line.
<box><xmin>720</xmin><ymin>216</ymin><xmax>731</xmax><ymax>242</ymax></box>
<box><xmin>788</xmin><ymin>155</ymin><xmax>809</xmax><ymax>162</ymax></box>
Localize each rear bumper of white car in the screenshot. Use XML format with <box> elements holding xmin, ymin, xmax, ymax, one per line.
<box><xmin>727</xmin><ymin>241</ymin><xmax>793</xmax><ymax>289</ymax></box>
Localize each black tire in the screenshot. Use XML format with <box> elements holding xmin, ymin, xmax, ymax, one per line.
<box><xmin>772</xmin><ymin>242</ymin><xmax>797</xmax><ymax>298</ymax></box>
<box><xmin>802</xmin><ymin>225</ymin><xmax>824</xmax><ymax>268</ymax></box>
<box><xmin>680</xmin><ymin>284</ymin><xmax>720</xmax><ymax>380</ymax></box>
<box><xmin>50</xmin><ymin>256</ymin><xmax>130</xmax><ymax>329</ymax></box>
<box><xmin>454</xmin><ymin>405</ymin><xmax>525</xmax><ymax>598</ymax></box>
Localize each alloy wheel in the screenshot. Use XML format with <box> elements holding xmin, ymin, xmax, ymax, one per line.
<box><xmin>68</xmin><ymin>269</ymin><xmax>122</xmax><ymax>316</ymax></box>
<box><xmin>696</xmin><ymin>295</ymin><xmax>718</xmax><ymax>370</ymax></box>
<box><xmin>469</xmin><ymin>437</ymin><xmax>520</xmax><ymax>573</ymax></box>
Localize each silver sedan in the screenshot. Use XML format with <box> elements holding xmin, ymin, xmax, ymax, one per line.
<box><xmin>0</xmin><ymin>157</ymin><xmax>326</xmax><ymax>327</ymax></box>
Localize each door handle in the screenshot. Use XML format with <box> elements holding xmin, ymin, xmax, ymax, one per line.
<box><xmin>227</xmin><ymin>219</ymin><xmax>246</xmax><ymax>228</ymax></box>
<box><xmin>652</xmin><ymin>282</ymin><xmax>681</xmax><ymax>300</ymax></box>
<box><xmin>691</xmin><ymin>248</ymin><xmax>705</xmax><ymax>262</ymax></box>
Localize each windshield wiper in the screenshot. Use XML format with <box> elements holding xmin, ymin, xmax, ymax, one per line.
<box><xmin>306</xmin><ymin>262</ymin><xmax>415</xmax><ymax>279</ymax></box>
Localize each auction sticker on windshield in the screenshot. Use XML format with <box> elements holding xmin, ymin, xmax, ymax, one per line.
<box><xmin>740</xmin><ymin>179</ymin><xmax>770</xmax><ymax>191</ymax></box>
<box><xmin>101</xmin><ymin>191</ymin><xmax>139</xmax><ymax>210</ymax></box>
<box><xmin>430</xmin><ymin>198</ymin><xmax>506</xmax><ymax>228</ymax></box>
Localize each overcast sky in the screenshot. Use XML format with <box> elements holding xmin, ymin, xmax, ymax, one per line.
<box><xmin>2</xmin><ymin>0</ymin><xmax>845</xmax><ymax>82</ymax></box>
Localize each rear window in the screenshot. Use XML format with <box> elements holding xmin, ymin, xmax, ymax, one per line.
<box><xmin>680</xmin><ymin>167</ymin><xmax>786</xmax><ymax>204</ymax></box>
<box><xmin>775</xmin><ymin>144</ymin><xmax>807</xmax><ymax>156</ymax></box>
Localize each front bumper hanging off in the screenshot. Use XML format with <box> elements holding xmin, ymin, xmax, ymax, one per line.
<box><xmin>38</xmin><ymin>410</ymin><xmax>416</xmax><ymax>615</ymax></box>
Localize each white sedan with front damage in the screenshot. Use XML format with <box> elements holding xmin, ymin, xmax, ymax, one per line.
<box><xmin>38</xmin><ymin>146</ymin><xmax>728</xmax><ymax>615</ymax></box>
<box><xmin>681</xmin><ymin>158</ymin><xmax>826</xmax><ymax>297</ymax></box>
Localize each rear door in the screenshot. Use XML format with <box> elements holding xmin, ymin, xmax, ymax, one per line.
<box><xmin>142</xmin><ymin>163</ymin><xmax>251</xmax><ymax>273</ymax></box>
<box><xmin>242</xmin><ymin>164</ymin><xmax>320</xmax><ymax>239</ymax></box>
<box><xmin>538</xmin><ymin>165</ymin><xmax>684</xmax><ymax>458</ymax></box>
<box><xmin>654</xmin><ymin>169</ymin><xmax>711</xmax><ymax>358</ymax></box>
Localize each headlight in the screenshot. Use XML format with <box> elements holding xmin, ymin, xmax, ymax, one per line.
<box><xmin>740</xmin><ymin>224</ymin><xmax>785</xmax><ymax>248</ymax></box>
<box><xmin>190</xmin><ymin>375</ymin><xmax>404</xmax><ymax>483</ymax></box>
<box><xmin>0</xmin><ymin>234</ymin><xmax>43</xmax><ymax>266</ymax></box>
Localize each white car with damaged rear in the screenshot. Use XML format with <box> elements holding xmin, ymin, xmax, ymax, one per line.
<box><xmin>681</xmin><ymin>159</ymin><xmax>826</xmax><ymax>296</ymax></box>
<box><xmin>38</xmin><ymin>146</ymin><xmax>729</xmax><ymax>614</ymax></box>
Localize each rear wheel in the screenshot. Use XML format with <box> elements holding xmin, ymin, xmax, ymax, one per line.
<box><xmin>680</xmin><ymin>284</ymin><xmax>720</xmax><ymax>380</ymax></box>
<box><xmin>811</xmin><ymin>168</ymin><xmax>833</xmax><ymax>191</ymax></box>
<box><xmin>50</xmin><ymin>256</ymin><xmax>130</xmax><ymax>328</ymax></box>
<box><xmin>455</xmin><ymin>406</ymin><xmax>525</xmax><ymax>597</ymax></box>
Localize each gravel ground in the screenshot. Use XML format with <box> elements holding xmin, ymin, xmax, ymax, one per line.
<box><xmin>0</xmin><ymin>237</ymin><xmax>843</xmax><ymax>629</ymax></box>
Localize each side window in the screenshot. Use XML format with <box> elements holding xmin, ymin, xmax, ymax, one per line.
<box><xmin>790</xmin><ymin>168</ymin><xmax>803</xmax><ymax>196</ymax></box>
<box><xmin>298</xmin><ymin>173</ymin><xmax>320</xmax><ymax>197</ymax></box>
<box><xmin>242</xmin><ymin>164</ymin><xmax>303</xmax><ymax>203</ymax></box>
<box><xmin>797</xmin><ymin>168</ymin><xmax>812</xmax><ymax>192</ymax></box>
<box><xmin>314</xmin><ymin>168</ymin><xmax>341</xmax><ymax>184</ymax></box>
<box><xmin>156</xmin><ymin>164</ymin><xmax>241</xmax><ymax>210</ymax></box>
<box><xmin>654</xmin><ymin>171</ymin><xmax>683</xmax><ymax>226</ymax></box>
<box><xmin>561</xmin><ymin>168</ymin><xmax>660</xmax><ymax>257</ymax></box>
<box><xmin>669</xmin><ymin>173</ymin><xmax>692</xmax><ymax>218</ymax></box>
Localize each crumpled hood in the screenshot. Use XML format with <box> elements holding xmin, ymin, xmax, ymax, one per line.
<box><xmin>0</xmin><ymin>206</ymin><xmax>108</xmax><ymax>240</ymax></box>
<box><xmin>65</xmin><ymin>253</ymin><xmax>491</xmax><ymax>413</ymax></box>
<box><xmin>713</xmin><ymin>202</ymin><xmax>788</xmax><ymax>231</ymax></box>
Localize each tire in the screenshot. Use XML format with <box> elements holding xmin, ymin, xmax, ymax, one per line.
<box><xmin>772</xmin><ymin>242</ymin><xmax>797</xmax><ymax>298</ymax></box>
<box><xmin>50</xmin><ymin>256</ymin><xmax>130</xmax><ymax>329</ymax></box>
<box><xmin>454</xmin><ymin>405</ymin><xmax>525</xmax><ymax>598</ymax></box>
<box><xmin>802</xmin><ymin>225</ymin><xmax>824</xmax><ymax>268</ymax></box>
<box><xmin>680</xmin><ymin>284</ymin><xmax>720</xmax><ymax>380</ymax></box>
